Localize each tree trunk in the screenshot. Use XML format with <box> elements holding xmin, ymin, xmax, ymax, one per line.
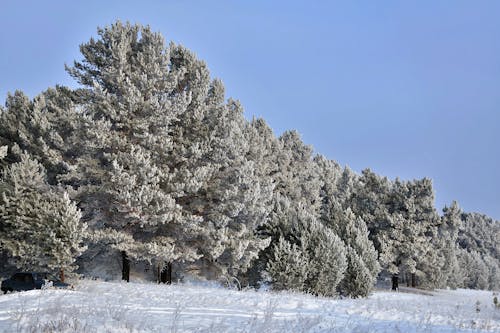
<box><xmin>391</xmin><ymin>274</ymin><xmax>399</xmax><ymax>291</ymax></box>
<box><xmin>59</xmin><ymin>268</ymin><xmax>65</xmax><ymax>283</ymax></box>
<box><xmin>160</xmin><ymin>262</ymin><xmax>172</xmax><ymax>284</ymax></box>
<box><xmin>167</xmin><ymin>262</ymin><xmax>172</xmax><ymax>284</ymax></box>
<box><xmin>121</xmin><ymin>251</ymin><xmax>130</xmax><ymax>282</ymax></box>
<box><xmin>411</xmin><ymin>272</ymin><xmax>416</xmax><ymax>288</ymax></box>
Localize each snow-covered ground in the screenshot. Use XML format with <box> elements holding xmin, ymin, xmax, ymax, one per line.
<box><xmin>0</xmin><ymin>280</ymin><xmax>499</xmax><ymax>332</ymax></box>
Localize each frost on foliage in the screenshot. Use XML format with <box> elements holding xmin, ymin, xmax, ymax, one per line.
<box><xmin>0</xmin><ymin>154</ymin><xmax>87</xmax><ymax>274</ymax></box>
<box><xmin>1</xmin><ymin>19</ymin><xmax>498</xmax><ymax>293</ymax></box>
<box><xmin>0</xmin><ymin>88</ymin><xmax>82</xmax><ymax>186</ymax></box>
<box><xmin>0</xmin><ymin>146</ymin><xmax>7</xmax><ymax>160</ymax></box>
<box><xmin>64</xmin><ymin>21</ymin><xmax>272</xmax><ymax>278</ymax></box>
<box><xmin>350</xmin><ymin>172</ymin><xmax>442</xmax><ymax>287</ymax></box>
<box><xmin>64</xmin><ymin>21</ymin><xmax>197</xmax><ymax>270</ymax></box>
<box><xmin>316</xmin><ymin>158</ymin><xmax>380</xmax><ymax>297</ymax></box>
<box><xmin>266</xmin><ymin>237</ymin><xmax>309</xmax><ymax>292</ymax></box>
<box><xmin>256</xmin><ymin>131</ymin><xmax>323</xmax><ymax>283</ymax></box>
<box><xmin>164</xmin><ymin>49</ymin><xmax>273</xmax><ymax>278</ymax></box>
<box><xmin>267</xmin><ymin>209</ymin><xmax>347</xmax><ymax>297</ymax></box>
<box><xmin>304</xmin><ymin>219</ymin><xmax>347</xmax><ymax>297</ymax></box>
<box><xmin>435</xmin><ymin>201</ymin><xmax>465</xmax><ymax>289</ymax></box>
<box><xmin>337</xmin><ymin>210</ymin><xmax>380</xmax><ymax>297</ymax></box>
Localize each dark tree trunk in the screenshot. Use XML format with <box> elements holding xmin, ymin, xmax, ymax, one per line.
<box><xmin>167</xmin><ymin>262</ymin><xmax>172</xmax><ymax>284</ymax></box>
<box><xmin>121</xmin><ymin>251</ymin><xmax>130</xmax><ymax>282</ymax></box>
<box><xmin>160</xmin><ymin>262</ymin><xmax>172</xmax><ymax>284</ymax></box>
<box><xmin>411</xmin><ymin>273</ymin><xmax>416</xmax><ymax>288</ymax></box>
<box><xmin>391</xmin><ymin>274</ymin><xmax>399</xmax><ymax>291</ymax></box>
<box><xmin>406</xmin><ymin>272</ymin><xmax>410</xmax><ymax>287</ymax></box>
<box><xmin>59</xmin><ymin>268</ymin><xmax>65</xmax><ymax>283</ymax></box>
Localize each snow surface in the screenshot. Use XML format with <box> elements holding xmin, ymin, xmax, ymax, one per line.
<box><xmin>0</xmin><ymin>280</ymin><xmax>499</xmax><ymax>332</ymax></box>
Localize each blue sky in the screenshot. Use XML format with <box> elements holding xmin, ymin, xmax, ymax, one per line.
<box><xmin>1</xmin><ymin>1</ymin><xmax>499</xmax><ymax>220</ymax></box>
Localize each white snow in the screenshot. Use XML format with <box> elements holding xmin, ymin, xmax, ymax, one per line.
<box><xmin>0</xmin><ymin>280</ymin><xmax>498</xmax><ymax>332</ymax></box>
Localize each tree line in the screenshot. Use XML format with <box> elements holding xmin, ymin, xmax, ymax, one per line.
<box><xmin>0</xmin><ymin>22</ymin><xmax>498</xmax><ymax>297</ymax></box>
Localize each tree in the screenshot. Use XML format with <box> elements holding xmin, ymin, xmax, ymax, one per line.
<box><xmin>66</xmin><ymin>21</ymin><xmax>272</xmax><ymax>281</ymax></box>
<box><xmin>0</xmin><ymin>88</ymin><xmax>81</xmax><ymax>185</ymax></box>
<box><xmin>164</xmin><ymin>45</ymin><xmax>273</xmax><ymax>279</ymax></box>
<box><xmin>460</xmin><ymin>250</ymin><xmax>489</xmax><ymax>290</ymax></box>
<box><xmin>65</xmin><ymin>21</ymin><xmax>193</xmax><ymax>281</ymax></box>
<box><xmin>337</xmin><ymin>210</ymin><xmax>380</xmax><ymax>297</ymax></box>
<box><xmin>0</xmin><ymin>154</ymin><xmax>87</xmax><ymax>281</ymax></box>
<box><xmin>256</xmin><ymin>131</ymin><xmax>323</xmax><ymax>284</ymax></box>
<box><xmin>266</xmin><ymin>237</ymin><xmax>309</xmax><ymax>292</ymax></box>
<box><xmin>436</xmin><ymin>201</ymin><xmax>464</xmax><ymax>289</ymax></box>
<box><xmin>304</xmin><ymin>218</ymin><xmax>347</xmax><ymax>296</ymax></box>
<box><xmin>350</xmin><ymin>169</ymin><xmax>392</xmax><ymax>266</ymax></box>
<box><xmin>266</xmin><ymin>208</ymin><xmax>347</xmax><ymax>297</ymax></box>
<box><xmin>316</xmin><ymin>158</ymin><xmax>380</xmax><ymax>297</ymax></box>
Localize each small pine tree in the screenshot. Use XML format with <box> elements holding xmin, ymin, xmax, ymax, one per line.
<box><xmin>0</xmin><ymin>154</ymin><xmax>87</xmax><ymax>280</ymax></box>
<box><xmin>266</xmin><ymin>237</ymin><xmax>309</xmax><ymax>292</ymax></box>
<box><xmin>266</xmin><ymin>210</ymin><xmax>347</xmax><ymax>297</ymax></box>
<box><xmin>305</xmin><ymin>220</ymin><xmax>347</xmax><ymax>297</ymax></box>
<box><xmin>341</xmin><ymin>247</ymin><xmax>373</xmax><ymax>298</ymax></box>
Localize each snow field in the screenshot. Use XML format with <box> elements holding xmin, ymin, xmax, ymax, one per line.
<box><xmin>0</xmin><ymin>280</ymin><xmax>498</xmax><ymax>332</ymax></box>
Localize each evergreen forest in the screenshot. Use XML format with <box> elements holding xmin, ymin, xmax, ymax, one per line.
<box><xmin>1</xmin><ymin>22</ymin><xmax>499</xmax><ymax>298</ymax></box>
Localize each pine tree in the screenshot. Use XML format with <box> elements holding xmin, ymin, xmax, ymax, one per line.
<box><xmin>65</xmin><ymin>21</ymin><xmax>194</xmax><ymax>280</ymax></box>
<box><xmin>256</xmin><ymin>131</ymin><xmax>323</xmax><ymax>283</ymax></box>
<box><xmin>66</xmin><ymin>21</ymin><xmax>272</xmax><ymax>281</ymax></box>
<box><xmin>266</xmin><ymin>208</ymin><xmax>347</xmax><ymax>296</ymax></box>
<box><xmin>0</xmin><ymin>88</ymin><xmax>82</xmax><ymax>184</ymax></box>
<box><xmin>341</xmin><ymin>247</ymin><xmax>373</xmax><ymax>297</ymax></box>
<box><xmin>342</xmin><ymin>213</ymin><xmax>380</xmax><ymax>297</ymax></box>
<box><xmin>0</xmin><ymin>154</ymin><xmax>87</xmax><ymax>280</ymax></box>
<box><xmin>460</xmin><ymin>250</ymin><xmax>489</xmax><ymax>290</ymax></box>
<box><xmin>304</xmin><ymin>218</ymin><xmax>347</xmax><ymax>296</ymax></box>
<box><xmin>266</xmin><ymin>237</ymin><xmax>309</xmax><ymax>292</ymax></box>
<box><xmin>164</xmin><ymin>45</ymin><xmax>273</xmax><ymax>279</ymax></box>
<box><xmin>437</xmin><ymin>201</ymin><xmax>464</xmax><ymax>288</ymax></box>
<box><xmin>350</xmin><ymin>169</ymin><xmax>392</xmax><ymax>266</ymax></box>
<box><xmin>316</xmin><ymin>157</ymin><xmax>380</xmax><ymax>297</ymax></box>
<box><xmin>241</xmin><ymin>118</ymin><xmax>280</xmax><ymax>284</ymax></box>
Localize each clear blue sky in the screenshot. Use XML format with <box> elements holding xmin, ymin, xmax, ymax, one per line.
<box><xmin>1</xmin><ymin>1</ymin><xmax>499</xmax><ymax>220</ymax></box>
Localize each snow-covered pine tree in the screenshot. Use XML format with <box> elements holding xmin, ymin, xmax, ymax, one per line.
<box><xmin>65</xmin><ymin>21</ymin><xmax>191</xmax><ymax>281</ymax></box>
<box><xmin>239</xmin><ymin>118</ymin><xmax>281</xmax><ymax>284</ymax></box>
<box><xmin>482</xmin><ymin>255</ymin><xmax>500</xmax><ymax>290</ymax></box>
<box><xmin>66</xmin><ymin>21</ymin><xmax>272</xmax><ymax>281</ymax></box>
<box><xmin>303</xmin><ymin>217</ymin><xmax>347</xmax><ymax>297</ymax></box>
<box><xmin>194</xmin><ymin>97</ymin><xmax>271</xmax><ymax>276</ymax></box>
<box><xmin>314</xmin><ymin>154</ymin><xmax>342</xmax><ymax>222</ymax></box>
<box><xmin>266</xmin><ymin>236</ymin><xmax>309</xmax><ymax>292</ymax></box>
<box><xmin>437</xmin><ymin>201</ymin><xmax>464</xmax><ymax>288</ymax></box>
<box><xmin>159</xmin><ymin>45</ymin><xmax>275</xmax><ymax>279</ymax></box>
<box><xmin>266</xmin><ymin>206</ymin><xmax>347</xmax><ymax>296</ymax></box>
<box><xmin>356</xmin><ymin>175</ymin><xmax>438</xmax><ymax>288</ymax></box>
<box><xmin>0</xmin><ymin>154</ymin><xmax>87</xmax><ymax>281</ymax></box>
<box><xmin>0</xmin><ymin>88</ymin><xmax>80</xmax><ymax>184</ymax></box>
<box><xmin>407</xmin><ymin>178</ymin><xmax>441</xmax><ymax>288</ymax></box>
<box><xmin>104</xmin><ymin>145</ymin><xmax>199</xmax><ymax>271</ymax></box>
<box><xmin>257</xmin><ymin>131</ymin><xmax>324</xmax><ymax>281</ymax></box>
<box><xmin>460</xmin><ymin>249</ymin><xmax>489</xmax><ymax>290</ymax></box>
<box><xmin>337</xmin><ymin>209</ymin><xmax>380</xmax><ymax>297</ymax></box>
<box><xmin>458</xmin><ymin>212</ymin><xmax>500</xmax><ymax>262</ymax></box>
<box><xmin>350</xmin><ymin>169</ymin><xmax>392</xmax><ymax>264</ymax></box>
<box><xmin>274</xmin><ymin>131</ymin><xmax>323</xmax><ymax>215</ymax></box>
<box><xmin>315</xmin><ymin>157</ymin><xmax>380</xmax><ymax>297</ymax></box>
